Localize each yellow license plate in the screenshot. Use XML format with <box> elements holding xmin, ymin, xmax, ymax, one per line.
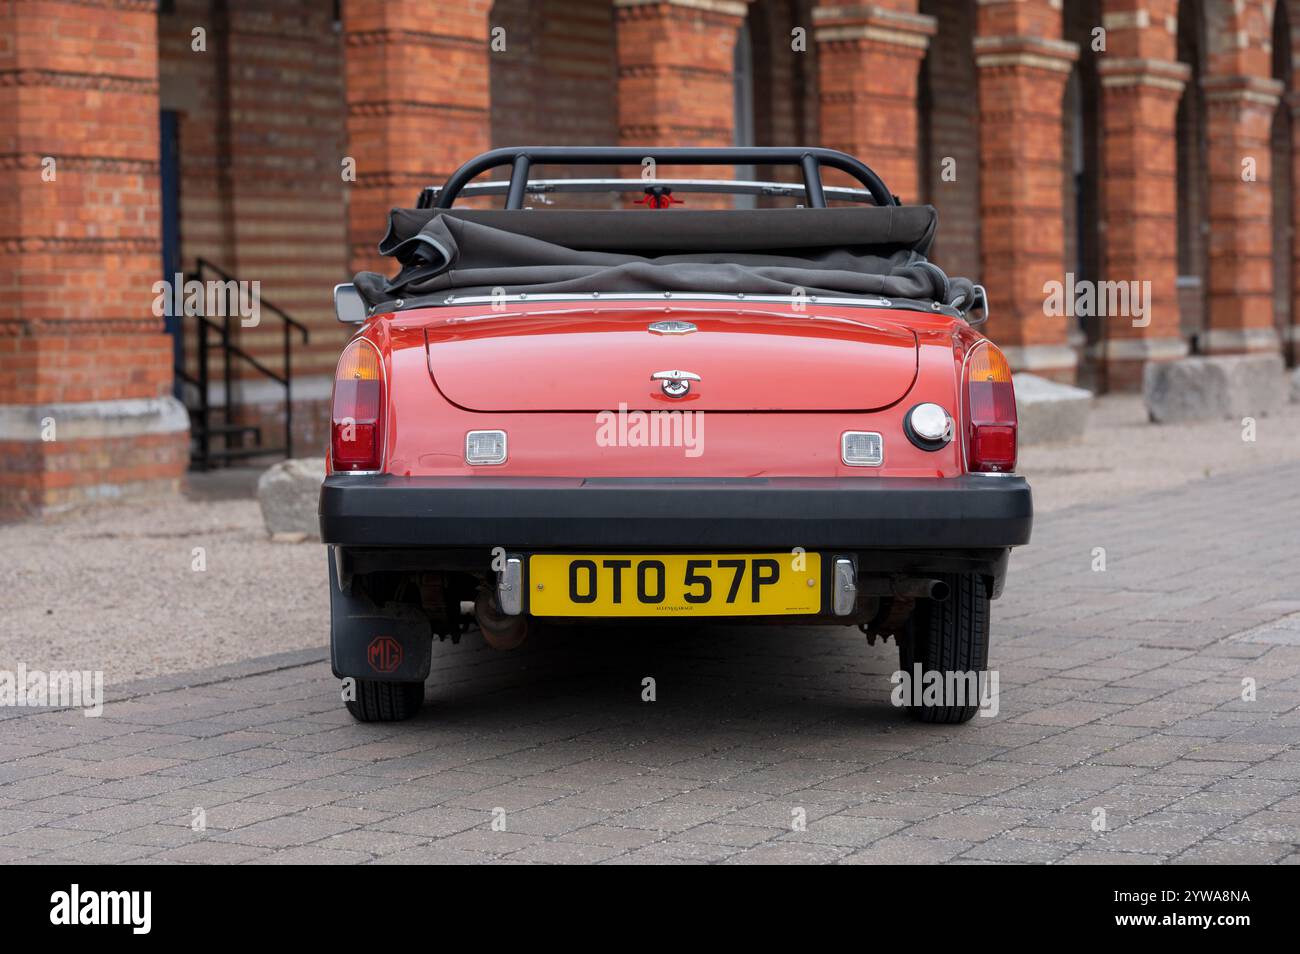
<box><xmin>528</xmin><ymin>553</ymin><xmax>822</xmax><ymax>617</ymax></box>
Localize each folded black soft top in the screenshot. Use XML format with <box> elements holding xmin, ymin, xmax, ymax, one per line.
<box><xmin>353</xmin><ymin>206</ymin><xmax>976</xmax><ymax>313</ymax></box>
<box><xmin>380</xmin><ymin>206</ymin><xmax>938</xmax><ymax>256</ymax></box>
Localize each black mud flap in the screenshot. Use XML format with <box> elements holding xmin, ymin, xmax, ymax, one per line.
<box><xmin>328</xmin><ymin>550</ymin><xmax>432</xmax><ymax>683</ymax></box>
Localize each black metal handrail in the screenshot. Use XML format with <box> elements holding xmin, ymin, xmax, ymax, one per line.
<box><xmin>428</xmin><ymin>146</ymin><xmax>899</xmax><ymax>210</ymax></box>
<box><xmin>175</xmin><ymin>259</ymin><xmax>310</xmax><ymax>469</ymax></box>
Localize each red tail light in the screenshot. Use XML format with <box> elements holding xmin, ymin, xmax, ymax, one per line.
<box><xmin>330</xmin><ymin>339</ymin><xmax>385</xmax><ymax>472</ymax></box>
<box><xmin>963</xmin><ymin>342</ymin><xmax>1017</xmax><ymax>473</ymax></box>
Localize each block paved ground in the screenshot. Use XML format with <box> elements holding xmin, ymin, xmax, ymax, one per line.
<box><xmin>2</xmin><ymin>463</ymin><xmax>1299</xmax><ymax>864</ymax></box>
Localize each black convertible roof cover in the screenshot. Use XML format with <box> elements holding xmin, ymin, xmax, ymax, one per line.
<box><xmin>353</xmin><ymin>206</ymin><xmax>977</xmax><ymax>314</ymax></box>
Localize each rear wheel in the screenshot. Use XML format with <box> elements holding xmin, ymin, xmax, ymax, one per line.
<box><xmin>345</xmin><ymin>679</ymin><xmax>424</xmax><ymax>722</ymax></box>
<box><xmin>897</xmin><ymin>573</ymin><xmax>990</xmax><ymax>724</ymax></box>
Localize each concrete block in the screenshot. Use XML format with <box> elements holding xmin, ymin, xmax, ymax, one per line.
<box><xmin>1143</xmin><ymin>354</ymin><xmax>1286</xmax><ymax>424</ymax></box>
<box><xmin>1013</xmin><ymin>373</ymin><xmax>1092</xmax><ymax>445</ymax></box>
<box><xmin>257</xmin><ymin>458</ymin><xmax>325</xmax><ymax>539</ymax></box>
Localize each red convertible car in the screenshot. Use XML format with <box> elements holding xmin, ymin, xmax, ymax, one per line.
<box><xmin>323</xmin><ymin>147</ymin><xmax>1032</xmax><ymax>724</ymax></box>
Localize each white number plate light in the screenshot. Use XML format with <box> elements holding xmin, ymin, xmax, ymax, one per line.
<box><xmin>466</xmin><ymin>430</ymin><xmax>508</xmax><ymax>465</ymax></box>
<box><xmin>841</xmin><ymin>431</ymin><xmax>883</xmax><ymax>467</ymax></box>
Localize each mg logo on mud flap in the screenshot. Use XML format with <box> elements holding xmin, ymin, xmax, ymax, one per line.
<box><xmin>367</xmin><ymin>636</ymin><xmax>403</xmax><ymax>673</ymax></box>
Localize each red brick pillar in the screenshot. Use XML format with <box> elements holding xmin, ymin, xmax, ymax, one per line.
<box><xmin>975</xmin><ymin>1</ymin><xmax>1079</xmax><ymax>379</ymax></box>
<box><xmin>614</xmin><ymin>0</ymin><xmax>749</xmax><ymax>199</ymax></box>
<box><xmin>342</xmin><ymin>0</ymin><xmax>491</xmax><ymax>274</ymax></box>
<box><xmin>1202</xmin><ymin>75</ymin><xmax>1285</xmax><ymax>354</ymax></box>
<box><xmin>814</xmin><ymin>1</ymin><xmax>936</xmax><ymax>202</ymax></box>
<box><xmin>0</xmin><ymin>2</ymin><xmax>188</xmax><ymax>517</ymax></box>
<box><xmin>1096</xmin><ymin>2</ymin><xmax>1191</xmax><ymax>389</ymax></box>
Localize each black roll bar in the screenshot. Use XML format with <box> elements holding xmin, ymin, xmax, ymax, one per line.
<box><xmin>431</xmin><ymin>146</ymin><xmax>898</xmax><ymax>210</ymax></box>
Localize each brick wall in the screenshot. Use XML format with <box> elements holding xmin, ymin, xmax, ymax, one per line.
<box><xmin>919</xmin><ymin>0</ymin><xmax>979</xmax><ymax>282</ymax></box>
<box><xmin>490</xmin><ymin>0</ymin><xmax>618</xmax><ymax>149</ymax></box>
<box><xmin>159</xmin><ymin>0</ymin><xmax>352</xmax><ymax>383</ymax></box>
<box><xmin>9</xmin><ymin>0</ymin><xmax>1300</xmax><ymax>518</ymax></box>
<box><xmin>343</xmin><ymin>0</ymin><xmax>492</xmax><ymax>275</ymax></box>
<box><xmin>750</xmin><ymin>0</ymin><xmax>818</xmax><ymax>191</ymax></box>
<box><xmin>0</xmin><ymin>0</ymin><xmax>189</xmax><ymax>516</ymax></box>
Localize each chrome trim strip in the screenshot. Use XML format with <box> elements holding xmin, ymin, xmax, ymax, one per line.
<box><xmin>431</xmin><ymin>305</ymin><xmax>898</xmax><ymax>334</ymax></box>
<box><xmin>437</xmin><ymin>292</ymin><xmax>901</xmax><ymax>309</ymax></box>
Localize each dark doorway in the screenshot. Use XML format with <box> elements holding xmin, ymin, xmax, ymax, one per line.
<box><xmin>1271</xmin><ymin>1</ymin><xmax>1295</xmax><ymax>366</ymax></box>
<box><xmin>1175</xmin><ymin>0</ymin><xmax>1208</xmax><ymax>354</ymax></box>
<box><xmin>159</xmin><ymin>109</ymin><xmax>183</xmax><ymax>398</ymax></box>
<box><xmin>1062</xmin><ymin>0</ymin><xmax>1102</xmax><ymax>391</ymax></box>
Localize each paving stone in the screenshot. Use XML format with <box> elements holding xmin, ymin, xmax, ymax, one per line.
<box><xmin>839</xmin><ymin>835</ymin><xmax>973</xmax><ymax>864</ymax></box>
<box><xmin>961</xmin><ymin>837</ymin><xmax>1074</xmax><ymax>863</ymax></box>
<box><xmin>559</xmin><ymin>824</ymin><xmax>662</xmax><ymax>851</ymax></box>
<box><xmin>3</xmin><ymin>463</ymin><xmax>1299</xmax><ymax>863</ymax></box>
<box><xmin>211</xmin><ymin>813</ymin><xmax>357</xmax><ymax>848</ymax></box>
<box><xmin>1058</xmin><ymin>849</ymin><xmax>1162</xmax><ymax>865</ymax></box>
<box><xmin>434</xmin><ymin>828</ymin><xmax>542</xmax><ymax>855</ymax></box>
<box><xmin>614</xmin><ymin>798</ymin><xmax>734</xmax><ymax>833</ymax></box>
<box><xmin>906</xmin><ymin>808</ymin><xmax>1030</xmax><ymax>842</ymax></box>
<box><xmin>317</xmin><ymin>829</ymin><xmax>428</xmax><ymax>857</ymax></box>
<box><xmin>504</xmin><ymin>841</ymin><xmax>626</xmax><ymax>864</ymax></box>
<box><xmin>149</xmin><ymin>840</ymin><xmax>272</xmax><ymax>864</ymax></box>
<box><xmin>786</xmin><ymin>813</ymin><xmax>907</xmax><ymax>847</ymax></box>
<box><xmin>371</xmin><ymin>844</ymin><xmax>491</xmax><ymax>865</ymax></box>
<box><xmin>668</xmin><ymin>822</ymin><xmax>781</xmax><ymax>848</ymax></box>
<box><xmin>723</xmin><ymin>842</ymin><xmax>851</xmax><ymax>865</ymax></box>
<box><xmin>370</xmin><ymin>806</ymin><xmax>485</xmax><ymax>838</ymax></box>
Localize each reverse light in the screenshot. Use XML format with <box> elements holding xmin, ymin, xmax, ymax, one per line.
<box><xmin>841</xmin><ymin>431</ymin><xmax>883</xmax><ymax>467</ymax></box>
<box><xmin>330</xmin><ymin>338</ymin><xmax>384</xmax><ymax>473</ymax></box>
<box><xmin>963</xmin><ymin>342</ymin><xmax>1017</xmax><ymax>473</ymax></box>
<box><xmin>466</xmin><ymin>430</ymin><xmax>507</xmax><ymax>465</ymax></box>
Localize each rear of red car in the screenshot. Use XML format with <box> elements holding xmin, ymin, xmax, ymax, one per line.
<box><xmin>320</xmin><ymin>147</ymin><xmax>1032</xmax><ymax>725</ymax></box>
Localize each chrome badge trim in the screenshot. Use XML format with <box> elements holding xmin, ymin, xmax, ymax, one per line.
<box><xmin>648</xmin><ymin>319</ymin><xmax>697</xmax><ymax>335</ymax></box>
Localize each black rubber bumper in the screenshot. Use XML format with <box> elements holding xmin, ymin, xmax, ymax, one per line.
<box><xmin>319</xmin><ymin>474</ymin><xmax>1033</xmax><ymax>550</ymax></box>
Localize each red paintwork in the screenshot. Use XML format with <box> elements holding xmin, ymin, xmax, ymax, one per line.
<box><xmin>330</xmin><ymin>299</ymin><xmax>992</xmax><ymax>480</ymax></box>
<box><xmin>426</xmin><ymin>310</ymin><xmax>918</xmax><ymax>412</ymax></box>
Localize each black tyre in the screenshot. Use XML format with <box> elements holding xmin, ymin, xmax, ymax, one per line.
<box><xmin>345</xmin><ymin>679</ymin><xmax>424</xmax><ymax>722</ymax></box>
<box><xmin>897</xmin><ymin>573</ymin><xmax>990</xmax><ymax>724</ymax></box>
